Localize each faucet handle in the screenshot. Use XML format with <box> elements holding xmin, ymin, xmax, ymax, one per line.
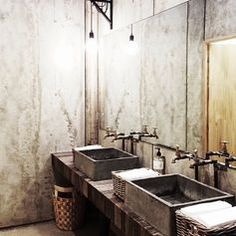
<box><xmin>175</xmin><ymin>145</ymin><xmax>180</xmax><ymax>157</ymax></box>
<box><xmin>142</xmin><ymin>125</ymin><xmax>148</xmax><ymax>134</ymax></box>
<box><xmin>221</xmin><ymin>140</ymin><xmax>229</xmax><ymax>153</ymax></box>
<box><xmin>105</xmin><ymin>127</ymin><xmax>111</xmax><ymax>136</ymax></box>
<box><xmin>104</xmin><ymin>126</ymin><xmax>112</xmax><ymax>139</ymax></box>
<box><xmin>221</xmin><ymin>140</ymin><xmax>229</xmax><ymax>144</ymax></box>
<box><xmin>193</xmin><ymin>149</ymin><xmax>198</xmax><ymax>159</ymax></box>
<box><xmin>106</xmin><ymin>126</ymin><xmax>112</xmax><ymax>132</ymax></box>
<box><xmin>153</xmin><ymin>127</ymin><xmax>159</xmax><ymax>138</ymax></box>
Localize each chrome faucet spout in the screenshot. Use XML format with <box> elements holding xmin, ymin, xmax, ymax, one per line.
<box><xmin>111</xmin><ymin>134</ymin><xmax>131</xmax><ymax>142</ymax></box>
<box><xmin>190</xmin><ymin>159</ymin><xmax>217</xmax><ymax>169</ymax></box>
<box><xmin>130</xmin><ymin>126</ymin><xmax>159</xmax><ymax>141</ymax></box>
<box><xmin>172</xmin><ymin>145</ymin><xmax>198</xmax><ymax>163</ymax></box>
<box><xmin>172</xmin><ymin>153</ymin><xmax>193</xmax><ymax>163</ymax></box>
<box><xmin>103</xmin><ymin>127</ymin><xmax>117</xmax><ymax>139</ymax></box>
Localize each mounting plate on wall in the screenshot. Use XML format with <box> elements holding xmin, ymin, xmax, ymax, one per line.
<box><xmin>90</xmin><ymin>0</ymin><xmax>113</xmax><ymax>29</ymax></box>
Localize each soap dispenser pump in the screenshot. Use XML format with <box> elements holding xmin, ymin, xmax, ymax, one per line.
<box><xmin>153</xmin><ymin>147</ymin><xmax>165</xmax><ymax>174</ymax></box>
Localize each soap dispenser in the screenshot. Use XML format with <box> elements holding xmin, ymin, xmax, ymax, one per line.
<box><xmin>153</xmin><ymin>147</ymin><xmax>165</xmax><ymax>174</ymax></box>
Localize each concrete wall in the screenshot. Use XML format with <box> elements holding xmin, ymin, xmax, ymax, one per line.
<box><xmin>97</xmin><ymin>0</ymin><xmax>236</xmax><ymax>196</ymax></box>
<box><xmin>205</xmin><ymin>0</ymin><xmax>236</xmax><ymax>41</ymax></box>
<box><xmin>85</xmin><ymin>2</ymin><xmax>99</xmax><ymax>145</ymax></box>
<box><xmin>0</xmin><ymin>0</ymin><xmax>85</xmax><ymax>227</ymax></box>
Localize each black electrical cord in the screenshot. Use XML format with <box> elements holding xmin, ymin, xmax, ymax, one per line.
<box><xmin>90</xmin><ymin>1</ymin><xmax>93</xmax><ymax>31</ymax></box>
<box><xmin>89</xmin><ymin>1</ymin><xmax>94</xmax><ymax>38</ymax></box>
<box><xmin>129</xmin><ymin>24</ymin><xmax>134</xmax><ymax>41</ymax></box>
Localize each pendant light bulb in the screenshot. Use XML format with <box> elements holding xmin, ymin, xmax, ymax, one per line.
<box><xmin>129</xmin><ymin>34</ymin><xmax>134</xmax><ymax>41</ymax></box>
<box><xmin>86</xmin><ymin>2</ymin><xmax>97</xmax><ymax>53</ymax></box>
<box><xmin>89</xmin><ymin>30</ymin><xmax>94</xmax><ymax>39</ymax></box>
<box><xmin>128</xmin><ymin>25</ymin><xmax>138</xmax><ymax>55</ymax></box>
<box><xmin>86</xmin><ymin>32</ymin><xmax>97</xmax><ymax>53</ymax></box>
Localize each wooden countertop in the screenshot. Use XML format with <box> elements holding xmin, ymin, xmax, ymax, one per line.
<box><xmin>51</xmin><ymin>152</ymin><xmax>163</xmax><ymax>236</ymax></box>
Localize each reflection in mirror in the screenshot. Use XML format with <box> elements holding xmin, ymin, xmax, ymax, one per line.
<box><xmin>207</xmin><ymin>38</ymin><xmax>236</xmax><ymax>167</ymax></box>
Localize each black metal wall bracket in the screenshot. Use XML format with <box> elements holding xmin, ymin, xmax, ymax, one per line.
<box><xmin>90</xmin><ymin>0</ymin><xmax>113</xmax><ymax>29</ymax></box>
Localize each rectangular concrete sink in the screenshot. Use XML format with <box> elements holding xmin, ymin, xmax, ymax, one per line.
<box><xmin>125</xmin><ymin>173</ymin><xmax>234</xmax><ymax>236</ymax></box>
<box><xmin>73</xmin><ymin>147</ymin><xmax>139</xmax><ymax>180</ymax></box>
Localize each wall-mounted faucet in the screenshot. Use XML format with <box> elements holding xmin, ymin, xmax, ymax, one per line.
<box><xmin>172</xmin><ymin>145</ymin><xmax>218</xmax><ymax>187</ymax></box>
<box><xmin>111</xmin><ymin>132</ymin><xmax>131</xmax><ymax>151</ymax></box>
<box><xmin>131</xmin><ymin>125</ymin><xmax>159</xmax><ymax>141</ymax></box>
<box><xmin>189</xmin><ymin>149</ymin><xmax>218</xmax><ymax>186</ymax></box>
<box><xmin>206</xmin><ymin>141</ymin><xmax>230</xmax><ymax>159</ymax></box>
<box><xmin>111</xmin><ymin>133</ymin><xmax>128</xmax><ymax>142</ymax></box>
<box><xmin>142</xmin><ymin>124</ymin><xmax>148</xmax><ymax>134</ymax></box>
<box><xmin>104</xmin><ymin>127</ymin><xmax>118</xmax><ymax>139</ymax></box>
<box><xmin>206</xmin><ymin>141</ymin><xmax>236</xmax><ymax>170</ymax></box>
<box><xmin>104</xmin><ymin>125</ymin><xmax>159</xmax><ymax>154</ymax></box>
<box><xmin>104</xmin><ymin>127</ymin><xmax>129</xmax><ymax>150</ymax></box>
<box><xmin>171</xmin><ymin>145</ymin><xmax>193</xmax><ymax>163</ymax></box>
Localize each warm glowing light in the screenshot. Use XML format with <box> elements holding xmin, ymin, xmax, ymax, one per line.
<box><xmin>127</xmin><ymin>39</ymin><xmax>139</xmax><ymax>55</ymax></box>
<box><xmin>211</xmin><ymin>38</ymin><xmax>236</xmax><ymax>45</ymax></box>
<box><xmin>86</xmin><ymin>37</ymin><xmax>97</xmax><ymax>53</ymax></box>
<box><xmin>54</xmin><ymin>40</ymin><xmax>75</xmax><ymax>70</ymax></box>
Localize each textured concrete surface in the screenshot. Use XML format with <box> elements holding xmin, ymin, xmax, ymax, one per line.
<box><xmin>113</xmin><ymin>0</ymin><xmax>153</xmax><ymax>30</ymax></box>
<box><xmin>0</xmin><ymin>0</ymin><xmax>85</xmax><ymax>228</ymax></box>
<box><xmin>136</xmin><ymin>142</ymin><xmax>154</xmax><ymax>168</ymax></box>
<box><xmin>99</xmin><ymin>0</ymin><xmax>153</xmax><ymax>35</ymax></box>
<box><xmin>186</xmin><ymin>0</ymin><xmax>205</xmax><ymax>153</ymax></box>
<box><xmin>85</xmin><ymin>2</ymin><xmax>99</xmax><ymax>145</ymax></box>
<box><xmin>154</xmin><ymin>0</ymin><xmax>188</xmax><ymax>14</ymax></box>
<box><xmin>205</xmin><ymin>0</ymin><xmax>236</xmax><ymax>40</ymax></box>
<box><xmin>139</xmin><ymin>4</ymin><xmax>187</xmax><ymax>148</ymax></box>
<box><xmin>99</xmin><ymin>25</ymin><xmax>141</xmax><ymax>133</ymax></box>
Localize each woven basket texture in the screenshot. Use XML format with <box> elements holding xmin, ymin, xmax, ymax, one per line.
<box><xmin>112</xmin><ymin>172</ymin><xmax>127</xmax><ymax>201</ymax></box>
<box><xmin>176</xmin><ymin>210</ymin><xmax>236</xmax><ymax>236</ymax></box>
<box><xmin>53</xmin><ymin>187</ymin><xmax>81</xmax><ymax>231</ymax></box>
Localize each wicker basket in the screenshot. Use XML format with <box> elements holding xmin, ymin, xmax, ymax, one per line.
<box><xmin>176</xmin><ymin>210</ymin><xmax>236</xmax><ymax>236</ymax></box>
<box><xmin>112</xmin><ymin>168</ymin><xmax>159</xmax><ymax>201</ymax></box>
<box><xmin>53</xmin><ymin>185</ymin><xmax>82</xmax><ymax>231</ymax></box>
<box><xmin>112</xmin><ymin>171</ymin><xmax>126</xmax><ymax>200</ymax></box>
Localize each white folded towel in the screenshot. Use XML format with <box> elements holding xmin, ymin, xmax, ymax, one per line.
<box><xmin>192</xmin><ymin>206</ymin><xmax>236</xmax><ymax>228</ymax></box>
<box><xmin>73</xmin><ymin>145</ymin><xmax>103</xmax><ymax>151</ymax></box>
<box><xmin>180</xmin><ymin>200</ymin><xmax>232</xmax><ymax>216</ymax></box>
<box><xmin>115</xmin><ymin>168</ymin><xmax>160</xmax><ymax>181</ymax></box>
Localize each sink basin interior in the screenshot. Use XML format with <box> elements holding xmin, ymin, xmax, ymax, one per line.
<box><xmin>132</xmin><ymin>174</ymin><xmax>228</xmax><ymax>206</ymax></box>
<box><xmin>126</xmin><ymin>174</ymin><xmax>234</xmax><ymax>236</ymax></box>
<box><xmin>73</xmin><ymin>147</ymin><xmax>139</xmax><ymax>180</ymax></box>
<box><xmin>79</xmin><ymin>148</ymin><xmax>134</xmax><ymax>161</ymax></box>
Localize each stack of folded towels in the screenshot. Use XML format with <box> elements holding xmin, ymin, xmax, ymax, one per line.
<box><xmin>115</xmin><ymin>167</ymin><xmax>160</xmax><ymax>181</ymax></box>
<box><xmin>73</xmin><ymin>144</ymin><xmax>103</xmax><ymax>151</ymax></box>
<box><xmin>179</xmin><ymin>201</ymin><xmax>236</xmax><ymax>228</ymax></box>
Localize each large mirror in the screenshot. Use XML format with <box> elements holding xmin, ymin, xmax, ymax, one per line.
<box><xmin>99</xmin><ymin>4</ymin><xmax>187</xmax><ymax>149</ymax></box>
